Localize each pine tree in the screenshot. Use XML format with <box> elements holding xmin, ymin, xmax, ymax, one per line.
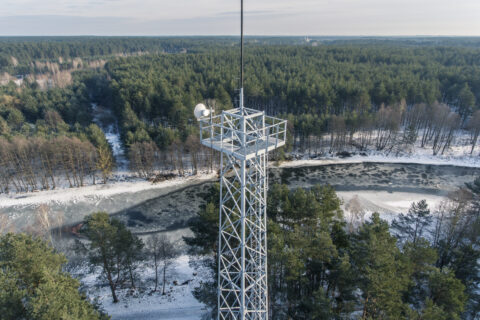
<box><xmin>458</xmin><ymin>83</ymin><xmax>475</xmax><ymax>123</ymax></box>
<box><xmin>428</xmin><ymin>269</ymin><xmax>467</xmax><ymax>320</ymax></box>
<box><xmin>402</xmin><ymin>239</ymin><xmax>437</xmax><ymax>309</ymax></box>
<box><xmin>351</xmin><ymin>213</ymin><xmax>411</xmax><ymax>319</ymax></box>
<box><xmin>0</xmin><ymin>233</ymin><xmax>108</xmax><ymax>320</ymax></box>
<box><xmin>303</xmin><ymin>288</ymin><xmax>335</xmax><ymax>320</ymax></box>
<box><xmin>81</xmin><ymin>212</ymin><xmax>121</xmax><ymax>303</ymax></box>
<box><xmin>82</xmin><ymin>212</ymin><xmax>143</xmax><ymax>302</ymax></box>
<box><xmin>184</xmin><ymin>184</ymin><xmax>220</xmax><ymax>254</ymax></box>
<box><xmin>392</xmin><ymin>199</ymin><xmax>432</xmax><ymax>245</ymax></box>
<box><xmin>418</xmin><ymin>299</ymin><xmax>448</xmax><ymax>320</ymax></box>
<box><xmin>96</xmin><ymin>146</ymin><xmax>114</xmax><ymax>184</ymax></box>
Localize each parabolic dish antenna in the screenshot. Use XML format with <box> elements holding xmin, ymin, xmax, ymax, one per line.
<box><xmin>194</xmin><ymin>103</ymin><xmax>211</xmax><ymax>119</ymax></box>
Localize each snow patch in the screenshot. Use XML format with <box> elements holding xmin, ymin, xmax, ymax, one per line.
<box><xmin>74</xmin><ymin>255</ymin><xmax>209</xmax><ymax>320</ymax></box>
<box><xmin>0</xmin><ymin>173</ymin><xmax>217</xmax><ymax>208</ymax></box>
<box><xmin>339</xmin><ymin>190</ymin><xmax>445</xmax><ymax>224</ymax></box>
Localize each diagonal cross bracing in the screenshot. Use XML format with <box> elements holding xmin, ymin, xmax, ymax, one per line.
<box><xmin>199</xmin><ymin>108</ymin><xmax>286</xmax><ymax>320</ymax></box>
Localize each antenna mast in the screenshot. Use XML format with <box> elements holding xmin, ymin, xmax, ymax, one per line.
<box><xmin>240</xmin><ymin>0</ymin><xmax>244</xmax><ymax>111</ymax></box>
<box><xmin>195</xmin><ymin>1</ymin><xmax>288</xmax><ymax>319</ymax></box>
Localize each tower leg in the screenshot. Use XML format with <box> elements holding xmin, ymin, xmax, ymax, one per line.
<box><xmin>218</xmin><ymin>152</ymin><xmax>268</xmax><ymax>320</ymax></box>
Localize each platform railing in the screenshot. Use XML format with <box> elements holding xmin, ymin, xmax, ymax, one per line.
<box><xmin>199</xmin><ymin>111</ymin><xmax>287</xmax><ymax>159</ymax></box>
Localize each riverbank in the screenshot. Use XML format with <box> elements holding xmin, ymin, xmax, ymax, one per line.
<box><xmin>0</xmin><ymin>172</ymin><xmax>217</xmax><ymax>209</ymax></box>
<box><xmin>2</xmin><ymin>151</ymin><xmax>479</xmax><ymax>207</ymax></box>
<box><xmin>2</xmin><ymin>160</ymin><xmax>478</xmax><ymax>237</ymax></box>
<box><xmin>279</xmin><ymin>149</ymin><xmax>480</xmax><ymax>169</ymax></box>
<box><xmin>0</xmin><ymin>172</ymin><xmax>218</xmax><ymax>234</ymax></box>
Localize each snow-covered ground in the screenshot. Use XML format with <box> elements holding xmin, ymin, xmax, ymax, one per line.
<box><xmin>338</xmin><ymin>190</ymin><xmax>445</xmax><ymax>226</ymax></box>
<box><xmin>0</xmin><ymin>173</ymin><xmax>217</xmax><ymax>209</ymax></box>
<box><xmin>75</xmin><ymin>255</ymin><xmax>210</xmax><ymax>320</ymax></box>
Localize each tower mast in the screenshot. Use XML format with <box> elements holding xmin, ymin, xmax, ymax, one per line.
<box><xmin>195</xmin><ymin>1</ymin><xmax>287</xmax><ymax>319</ymax></box>
<box><xmin>240</xmin><ymin>0</ymin><xmax>244</xmax><ymax>111</ymax></box>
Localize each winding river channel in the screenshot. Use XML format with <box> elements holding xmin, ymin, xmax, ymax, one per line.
<box><xmin>2</xmin><ymin>162</ymin><xmax>480</xmax><ymax>239</ymax></box>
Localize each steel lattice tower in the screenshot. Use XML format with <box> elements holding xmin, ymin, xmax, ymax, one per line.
<box><xmin>196</xmin><ymin>3</ymin><xmax>287</xmax><ymax>319</ymax></box>
<box><xmin>199</xmin><ymin>97</ymin><xmax>286</xmax><ymax>320</ymax></box>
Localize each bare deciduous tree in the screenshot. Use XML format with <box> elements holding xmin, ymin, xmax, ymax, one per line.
<box><xmin>129</xmin><ymin>141</ymin><xmax>158</xmax><ymax>178</ymax></box>
<box><xmin>147</xmin><ymin>234</ymin><xmax>180</xmax><ymax>294</ymax></box>
<box><xmin>345</xmin><ymin>195</ymin><xmax>366</xmax><ymax>232</ymax></box>
<box><xmin>97</xmin><ymin>145</ymin><xmax>114</xmax><ymax>184</ymax></box>
<box><xmin>375</xmin><ymin>104</ymin><xmax>401</xmax><ymax>151</ymax></box>
<box><xmin>185</xmin><ymin>134</ymin><xmax>200</xmax><ymax>175</ymax></box>
<box><xmin>28</xmin><ymin>204</ymin><xmax>64</xmax><ymax>248</ymax></box>
<box><xmin>432</xmin><ymin>188</ymin><xmax>473</xmax><ymax>268</ymax></box>
<box><xmin>467</xmin><ymin>110</ymin><xmax>480</xmax><ymax>155</ymax></box>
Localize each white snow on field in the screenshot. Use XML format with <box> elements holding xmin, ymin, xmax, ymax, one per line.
<box><xmin>0</xmin><ymin>173</ymin><xmax>217</xmax><ymax>208</ymax></box>
<box><xmin>337</xmin><ymin>190</ymin><xmax>445</xmax><ymax>224</ymax></box>
<box><xmin>75</xmin><ymin>255</ymin><xmax>210</xmax><ymax>320</ymax></box>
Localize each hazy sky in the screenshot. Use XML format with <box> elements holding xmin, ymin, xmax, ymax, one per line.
<box><xmin>1</xmin><ymin>0</ymin><xmax>479</xmax><ymax>36</ymax></box>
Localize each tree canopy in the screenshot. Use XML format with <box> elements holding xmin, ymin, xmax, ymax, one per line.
<box><xmin>0</xmin><ymin>233</ymin><xmax>108</xmax><ymax>320</ymax></box>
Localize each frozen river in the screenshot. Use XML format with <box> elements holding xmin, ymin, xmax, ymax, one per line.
<box><xmin>1</xmin><ymin>162</ymin><xmax>479</xmax><ymax>236</ymax></box>
<box><xmin>270</xmin><ymin>162</ymin><xmax>478</xmax><ymax>194</ymax></box>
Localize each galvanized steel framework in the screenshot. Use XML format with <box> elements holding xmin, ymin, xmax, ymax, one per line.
<box><xmin>197</xmin><ymin>1</ymin><xmax>286</xmax><ymax>318</ymax></box>
<box><xmin>199</xmin><ymin>106</ymin><xmax>287</xmax><ymax>319</ymax></box>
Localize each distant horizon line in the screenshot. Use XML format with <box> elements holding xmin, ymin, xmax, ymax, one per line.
<box><xmin>1</xmin><ymin>35</ymin><xmax>480</xmax><ymax>38</ymax></box>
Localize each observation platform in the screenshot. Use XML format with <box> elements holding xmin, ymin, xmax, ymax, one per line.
<box><xmin>199</xmin><ymin>107</ymin><xmax>287</xmax><ymax>160</ymax></box>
